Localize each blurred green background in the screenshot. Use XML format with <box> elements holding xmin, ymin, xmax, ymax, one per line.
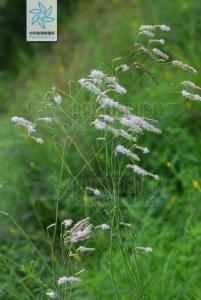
<box><xmin>0</xmin><ymin>0</ymin><xmax>201</xmax><ymax>299</ymax></box>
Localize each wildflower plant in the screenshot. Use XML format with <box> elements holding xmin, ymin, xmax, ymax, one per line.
<box><xmin>9</xmin><ymin>23</ymin><xmax>200</xmax><ymax>299</ymax></box>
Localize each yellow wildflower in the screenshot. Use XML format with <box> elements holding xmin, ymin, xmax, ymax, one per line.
<box><xmin>99</xmin><ymin>153</ymin><xmax>105</xmax><ymax>160</ymax></box>
<box><xmin>29</xmin><ymin>162</ymin><xmax>37</xmax><ymax>169</ymax></box>
<box><xmin>192</xmin><ymin>180</ymin><xmax>201</xmax><ymax>192</ymax></box>
<box><xmin>166</xmin><ymin>162</ymin><xmax>173</xmax><ymax>169</ymax></box>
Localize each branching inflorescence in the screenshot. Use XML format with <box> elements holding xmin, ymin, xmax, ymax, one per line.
<box><xmin>136</xmin><ymin>24</ymin><xmax>200</xmax><ymax>103</ymax></box>
<box><xmin>11</xmin><ymin>23</ymin><xmax>200</xmax><ymax>299</ymax></box>
<box><xmin>79</xmin><ymin>66</ymin><xmax>160</xmax><ymax>180</ymax></box>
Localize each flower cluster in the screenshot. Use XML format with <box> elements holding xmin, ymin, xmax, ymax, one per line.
<box><xmin>136</xmin><ymin>246</ymin><xmax>153</xmax><ymax>253</ymax></box>
<box><xmin>79</xmin><ymin>68</ymin><xmax>160</xmax><ymax>180</ymax></box>
<box><xmin>63</xmin><ymin>217</ymin><xmax>93</xmax><ymax>244</ymax></box>
<box><xmin>58</xmin><ymin>276</ymin><xmax>82</xmax><ymax>285</ymax></box>
<box><xmin>55</xmin><ymin>216</ymin><xmax>111</xmax><ymax>291</ymax></box>
<box><xmin>11</xmin><ymin>116</ymin><xmax>44</xmax><ymax>144</ymax></box>
<box><xmin>136</xmin><ymin>25</ymin><xmax>200</xmax><ymax>103</ymax></box>
<box><xmin>172</xmin><ymin>60</ymin><xmax>197</xmax><ymax>74</ymax></box>
<box><xmin>178</xmin><ymin>71</ymin><xmax>200</xmax><ymax>103</ymax></box>
<box><xmin>10</xmin><ymin>87</ymin><xmax>63</xmax><ymax>144</ymax></box>
<box><xmin>86</xmin><ymin>187</ymin><xmax>101</xmax><ymax>196</ymax></box>
<box><xmin>136</xmin><ymin>24</ymin><xmax>170</xmax><ymax>62</ymax></box>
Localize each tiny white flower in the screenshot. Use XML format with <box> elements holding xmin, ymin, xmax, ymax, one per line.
<box><xmin>139</xmin><ymin>25</ymin><xmax>155</xmax><ymax>31</ymax></box>
<box><xmin>62</xmin><ymin>219</ymin><xmax>73</xmax><ymax>228</ymax></box>
<box><xmin>30</xmin><ymin>136</ymin><xmax>44</xmax><ymax>144</ymax></box>
<box><xmin>172</xmin><ymin>60</ymin><xmax>197</xmax><ymax>74</ymax></box>
<box><xmin>79</xmin><ymin>78</ymin><xmax>101</xmax><ymax>94</ymax></box>
<box><xmin>113</xmin><ymin>84</ymin><xmax>127</xmax><ymax>94</ymax></box>
<box><xmin>99</xmin><ymin>114</ymin><xmax>114</xmax><ymax>123</ymax></box>
<box><xmin>54</xmin><ymin>94</ymin><xmax>63</xmax><ymax>104</ymax></box>
<box><xmin>64</xmin><ymin>218</ymin><xmax>93</xmax><ymax>244</ymax></box>
<box><xmin>120</xmin><ymin>114</ymin><xmax>161</xmax><ymax>134</ymax></box>
<box><xmin>77</xmin><ymin>246</ymin><xmax>95</xmax><ymax>253</ymax></box>
<box><xmin>156</xmin><ymin>24</ymin><xmax>171</xmax><ymax>31</ymax></box>
<box><xmin>119</xmin><ymin>116</ymin><xmax>142</xmax><ymax>133</ymax></box>
<box><xmin>139</xmin><ymin>30</ymin><xmax>155</xmax><ymax>38</ymax></box>
<box><xmin>104</xmin><ymin>76</ymin><xmax>117</xmax><ymax>84</ymax></box>
<box><xmin>127</xmin><ymin>164</ymin><xmax>159</xmax><ymax>180</ymax></box>
<box><xmin>181</xmin><ymin>81</ymin><xmax>201</xmax><ymax>91</ymax></box>
<box><xmin>89</xmin><ymin>69</ymin><xmax>105</xmax><ymax>79</ymax></box>
<box><xmin>134</xmin><ymin>145</ymin><xmax>150</xmax><ymax>154</ymax></box>
<box><xmin>181</xmin><ymin>90</ymin><xmax>201</xmax><ymax>101</ymax></box>
<box><xmin>58</xmin><ymin>276</ymin><xmax>82</xmax><ymax>285</ymax></box>
<box><xmin>37</xmin><ymin>117</ymin><xmax>52</xmax><ymax>123</ymax></box>
<box><xmin>46</xmin><ymin>291</ymin><xmax>57</xmax><ymax>298</ymax></box>
<box><xmin>86</xmin><ymin>187</ymin><xmax>101</xmax><ymax>196</ymax></box>
<box><xmin>11</xmin><ymin>116</ymin><xmax>36</xmax><ymax>135</ymax></box>
<box><xmin>91</xmin><ymin>119</ymin><xmax>120</xmax><ymax>137</ymax></box>
<box><xmin>115</xmin><ymin>64</ymin><xmax>130</xmax><ymax>72</ymax></box>
<box><xmin>152</xmin><ymin>48</ymin><xmax>169</xmax><ymax>60</ymax></box>
<box><xmin>149</xmin><ymin>39</ymin><xmax>165</xmax><ymax>45</ymax></box>
<box><xmin>134</xmin><ymin>43</ymin><xmax>155</xmax><ymax>59</ymax></box>
<box><xmin>120</xmin><ymin>222</ymin><xmax>132</xmax><ymax>228</ymax></box>
<box><xmin>117</xmin><ymin>129</ymin><xmax>137</xmax><ymax>142</ymax></box>
<box><xmin>97</xmin><ymin>95</ymin><xmax>132</xmax><ymax>114</ymax></box>
<box><xmin>136</xmin><ymin>246</ymin><xmax>153</xmax><ymax>253</ymax></box>
<box><xmin>139</xmin><ymin>24</ymin><xmax>170</xmax><ymax>32</ymax></box>
<box><xmin>46</xmin><ymin>223</ymin><xmax>56</xmax><ymax>230</ymax></box>
<box><xmin>115</xmin><ymin>145</ymin><xmax>140</xmax><ymax>161</ymax></box>
<box><xmin>95</xmin><ymin>224</ymin><xmax>110</xmax><ymax>230</ymax></box>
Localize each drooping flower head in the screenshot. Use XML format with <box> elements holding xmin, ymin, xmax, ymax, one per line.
<box><xmin>58</xmin><ymin>276</ymin><xmax>82</xmax><ymax>285</ymax></box>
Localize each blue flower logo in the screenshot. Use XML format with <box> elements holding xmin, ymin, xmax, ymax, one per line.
<box><xmin>29</xmin><ymin>2</ymin><xmax>54</xmax><ymax>29</ymax></box>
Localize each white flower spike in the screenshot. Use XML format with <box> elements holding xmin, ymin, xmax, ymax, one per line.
<box><xmin>181</xmin><ymin>81</ymin><xmax>201</xmax><ymax>91</ymax></box>
<box><xmin>172</xmin><ymin>60</ymin><xmax>197</xmax><ymax>74</ymax></box>
<box><xmin>62</xmin><ymin>219</ymin><xmax>73</xmax><ymax>228</ymax></box>
<box><xmin>136</xmin><ymin>247</ymin><xmax>153</xmax><ymax>253</ymax></box>
<box><xmin>95</xmin><ymin>224</ymin><xmax>110</xmax><ymax>230</ymax></box>
<box><xmin>86</xmin><ymin>187</ymin><xmax>101</xmax><ymax>196</ymax></box>
<box><xmin>46</xmin><ymin>291</ymin><xmax>57</xmax><ymax>298</ymax></box>
<box><xmin>58</xmin><ymin>276</ymin><xmax>82</xmax><ymax>285</ymax></box>
<box><xmin>54</xmin><ymin>94</ymin><xmax>63</xmax><ymax>104</ymax></box>
<box><xmin>181</xmin><ymin>90</ymin><xmax>201</xmax><ymax>101</ymax></box>
<box><xmin>77</xmin><ymin>246</ymin><xmax>95</xmax><ymax>253</ymax></box>
<box><xmin>127</xmin><ymin>164</ymin><xmax>159</xmax><ymax>180</ymax></box>
<box><xmin>115</xmin><ymin>145</ymin><xmax>140</xmax><ymax>161</ymax></box>
<box><xmin>11</xmin><ymin>116</ymin><xmax>36</xmax><ymax>135</ymax></box>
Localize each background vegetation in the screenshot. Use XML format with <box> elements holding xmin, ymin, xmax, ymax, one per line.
<box><xmin>0</xmin><ymin>0</ymin><xmax>201</xmax><ymax>299</ymax></box>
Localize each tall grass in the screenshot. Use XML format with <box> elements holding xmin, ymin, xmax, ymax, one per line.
<box><xmin>5</xmin><ymin>21</ymin><xmax>201</xmax><ymax>300</ymax></box>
